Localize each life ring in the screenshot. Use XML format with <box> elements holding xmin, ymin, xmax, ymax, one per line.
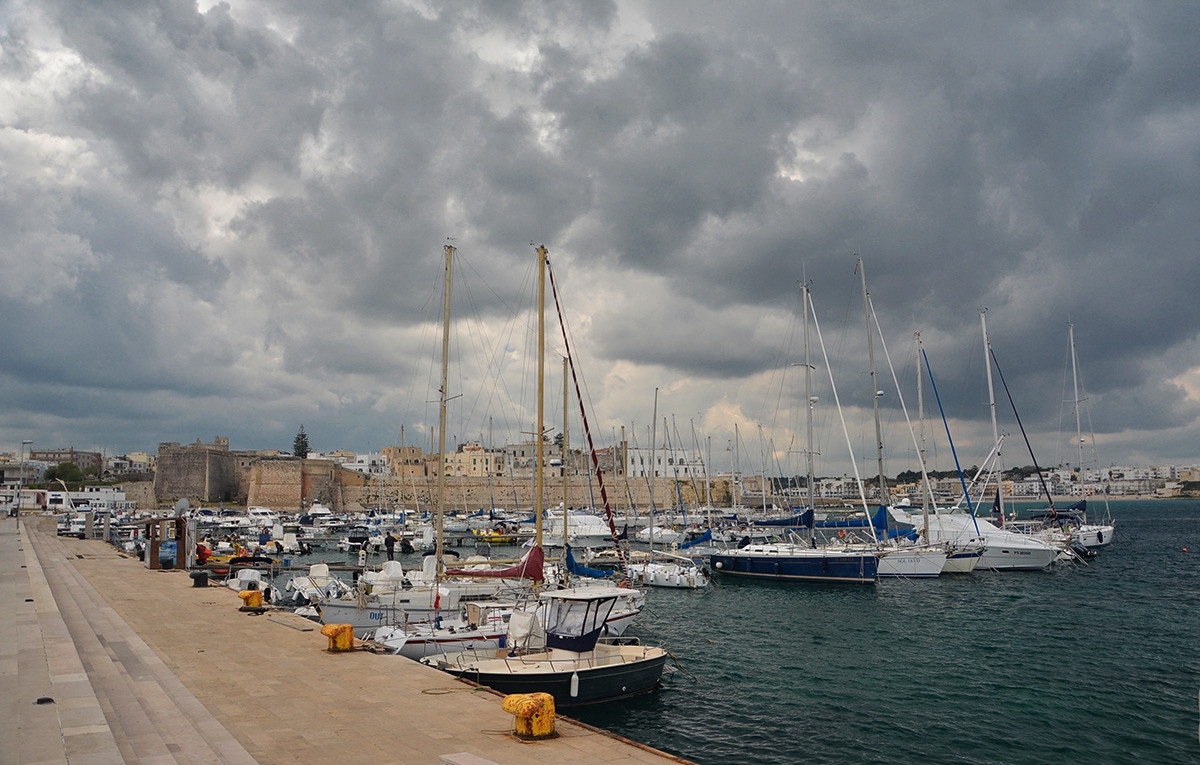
<box><xmin>837</xmin><ymin>530</ymin><xmax>846</xmax><ymax>539</ymax></box>
<box><xmin>618</xmin><ymin>579</ymin><xmax>631</xmax><ymax>589</ymax></box>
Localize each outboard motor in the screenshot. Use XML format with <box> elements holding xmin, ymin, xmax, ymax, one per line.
<box><xmin>1069</xmin><ymin>540</ymin><xmax>1096</xmax><ymax>560</ymax></box>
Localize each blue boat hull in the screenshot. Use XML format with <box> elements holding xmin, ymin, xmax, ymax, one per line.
<box><xmin>709</xmin><ymin>552</ymin><xmax>878</xmax><ymax>583</ymax></box>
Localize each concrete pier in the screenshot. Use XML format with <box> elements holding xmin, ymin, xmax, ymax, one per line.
<box><xmin>3</xmin><ymin>516</ymin><xmax>693</xmax><ymax>764</ymax></box>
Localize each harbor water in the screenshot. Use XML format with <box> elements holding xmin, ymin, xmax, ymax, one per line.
<box><xmin>272</xmin><ymin>500</ymin><xmax>1196</xmax><ymax>763</ymax></box>
<box><xmin>567</xmin><ymin>500</ymin><xmax>1199</xmax><ymax>764</ymax></box>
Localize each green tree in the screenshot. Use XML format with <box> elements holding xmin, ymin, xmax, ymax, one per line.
<box><xmin>293</xmin><ymin>425</ymin><xmax>311</xmax><ymax>457</ymax></box>
<box><xmin>45</xmin><ymin>462</ymin><xmax>85</xmax><ymax>484</ymax></box>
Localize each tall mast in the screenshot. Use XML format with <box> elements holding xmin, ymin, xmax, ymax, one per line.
<box><xmin>434</xmin><ymin>244</ymin><xmax>454</xmax><ymax>580</ymax></box>
<box><xmin>1069</xmin><ymin>323</ymin><xmax>1086</xmax><ymax>516</ymax></box>
<box><xmin>803</xmin><ymin>281</ymin><xmax>816</xmax><ymax>542</ymax></box>
<box><xmin>733</xmin><ymin>424</ymin><xmax>741</xmax><ymax>510</ymax></box>
<box><xmin>562</xmin><ymin>355</ymin><xmax>570</xmax><ymax>578</ymax></box>
<box><xmin>535</xmin><ymin>245</ymin><xmax>547</xmax><ymax>549</ymax></box>
<box><xmin>858</xmin><ymin>258</ymin><xmax>888</xmax><ymax>507</ymax></box>
<box><xmin>981</xmin><ymin>310</ymin><xmax>1003</xmax><ymax>520</ymax></box>
<box><xmin>649</xmin><ymin>388</ymin><xmax>658</xmax><ymax>552</ymax></box>
<box><xmin>915</xmin><ymin>332</ymin><xmax>933</xmax><ymax>535</ymax></box>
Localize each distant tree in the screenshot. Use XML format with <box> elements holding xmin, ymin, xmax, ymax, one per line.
<box><xmin>45</xmin><ymin>462</ymin><xmax>85</xmax><ymax>484</ymax></box>
<box><xmin>553</xmin><ymin>432</ymin><xmax>565</xmax><ymax>450</ymax></box>
<box><xmin>293</xmin><ymin>425</ymin><xmax>311</xmax><ymax>458</ymax></box>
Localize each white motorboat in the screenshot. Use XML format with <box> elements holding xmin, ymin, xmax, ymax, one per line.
<box><xmin>544</xmin><ymin>510</ymin><xmax>615</xmax><ymax>548</ymax></box>
<box><xmin>628</xmin><ymin>550</ymin><xmax>709</xmax><ymax>589</ymax></box>
<box><xmin>368</xmin><ymin>585</ymin><xmax>641</xmax><ymax>660</ymax></box>
<box><xmin>635</xmin><ymin>525</ymin><xmax>685</xmax><ymax>545</ymax></box>
<box><xmin>421</xmin><ymin>587</ymin><xmax>666</xmax><ymax>707</ymax></box>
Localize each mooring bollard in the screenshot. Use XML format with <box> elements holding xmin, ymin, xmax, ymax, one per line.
<box><xmin>320</xmin><ymin>623</ymin><xmax>355</xmax><ymax>652</ymax></box>
<box><xmin>500</xmin><ymin>692</ymin><xmax>556</xmax><ymax>739</ymax></box>
<box><xmin>238</xmin><ymin>589</ymin><xmax>263</xmax><ymax>608</ymax></box>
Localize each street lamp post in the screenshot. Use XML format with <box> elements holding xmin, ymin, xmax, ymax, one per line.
<box><xmin>17</xmin><ymin>440</ymin><xmax>32</xmax><ymax>524</ymax></box>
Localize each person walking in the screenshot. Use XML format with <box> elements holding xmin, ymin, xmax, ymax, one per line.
<box><xmin>384</xmin><ymin>531</ymin><xmax>396</xmax><ymax>561</ymax></box>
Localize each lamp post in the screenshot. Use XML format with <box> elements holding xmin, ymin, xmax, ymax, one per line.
<box><xmin>17</xmin><ymin>440</ymin><xmax>32</xmax><ymax>524</ymax></box>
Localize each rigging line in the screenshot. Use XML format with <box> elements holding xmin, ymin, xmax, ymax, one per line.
<box><xmin>457</xmin><ymin>253</ymin><xmax>533</xmax><ymax>332</ymax></box>
<box><xmin>988</xmin><ymin>346</ymin><xmax>1058</xmax><ymax>517</ymax></box>
<box><xmin>454</xmin><ymin>262</ymin><xmax>512</xmax><ymax>424</ymax></box>
<box><xmin>543</xmin><ymin>267</ymin><xmax>606</xmax><ymax>460</ymax></box>
<box><xmin>764</xmin><ymin>302</ymin><xmax>800</xmax><ymax>440</ymax></box>
<box><xmin>920</xmin><ymin>348</ymin><xmax>979</xmax><ymax>526</ymax></box>
<box><xmin>460</xmin><ymin>251</ymin><xmax>532</xmax><ymax>443</ymax></box>
<box><xmin>401</xmin><ymin>268</ymin><xmax>447</xmax><ymax>436</ymax></box>
<box><xmin>546</xmin><ymin>256</ymin><xmax>627</xmax><ymax>570</ymax></box>
<box><xmin>807</xmin><ymin>289</ymin><xmax>871</xmax><ymax>518</ymax></box>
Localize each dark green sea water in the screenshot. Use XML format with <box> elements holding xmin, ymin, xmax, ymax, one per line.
<box><xmin>570</xmin><ymin>500</ymin><xmax>1200</xmax><ymax>764</ymax></box>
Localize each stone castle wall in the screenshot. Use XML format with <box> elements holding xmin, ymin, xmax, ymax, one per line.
<box><xmin>153</xmin><ymin>447</ymin><xmax>238</xmax><ymax>504</ymax></box>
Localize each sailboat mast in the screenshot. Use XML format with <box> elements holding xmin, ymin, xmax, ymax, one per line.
<box><xmin>649</xmin><ymin>388</ymin><xmax>658</xmax><ymax>552</ymax></box>
<box><xmin>434</xmin><ymin>244</ymin><xmax>454</xmax><ymax>578</ymax></box>
<box><xmin>562</xmin><ymin>355</ymin><xmax>570</xmax><ymax>579</ymax></box>
<box><xmin>803</xmin><ymin>282</ymin><xmax>816</xmax><ymax>542</ymax></box>
<box><xmin>1069</xmin><ymin>323</ymin><xmax>1086</xmax><ymax>515</ymax></box>
<box><xmin>535</xmin><ymin>245</ymin><xmax>547</xmax><ymax>549</ymax></box>
<box><xmin>915</xmin><ymin>333</ymin><xmax>933</xmax><ymax>535</ymax></box>
<box><xmin>981</xmin><ymin>310</ymin><xmax>1003</xmax><ymax>520</ymax></box>
<box><xmin>858</xmin><ymin>258</ymin><xmax>888</xmax><ymax>507</ymax></box>
<box><xmin>733</xmin><ymin>423</ymin><xmax>741</xmax><ymax>510</ymax></box>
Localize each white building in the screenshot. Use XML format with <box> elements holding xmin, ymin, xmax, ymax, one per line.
<box><xmin>626</xmin><ymin>447</ymin><xmax>706</xmax><ymax>479</ymax></box>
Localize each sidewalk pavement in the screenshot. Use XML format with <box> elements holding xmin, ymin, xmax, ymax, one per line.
<box><xmin>3</xmin><ymin>515</ymin><xmax>692</xmax><ymax>765</ymax></box>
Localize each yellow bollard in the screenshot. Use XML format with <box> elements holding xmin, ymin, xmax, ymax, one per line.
<box><xmin>238</xmin><ymin>589</ymin><xmax>263</xmax><ymax>608</ymax></box>
<box><xmin>320</xmin><ymin>623</ymin><xmax>355</xmax><ymax>652</ymax></box>
<box><xmin>501</xmin><ymin>692</ymin><xmax>556</xmax><ymax>740</ymax></box>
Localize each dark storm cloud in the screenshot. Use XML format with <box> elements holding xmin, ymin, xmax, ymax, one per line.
<box><xmin>2</xmin><ymin>0</ymin><xmax>1198</xmax><ymax>469</ymax></box>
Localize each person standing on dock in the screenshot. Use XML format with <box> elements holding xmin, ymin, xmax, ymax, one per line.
<box><xmin>384</xmin><ymin>532</ymin><xmax>396</xmax><ymax>561</ymax></box>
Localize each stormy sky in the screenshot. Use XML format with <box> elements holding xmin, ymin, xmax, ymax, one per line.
<box><xmin>3</xmin><ymin>0</ymin><xmax>1199</xmax><ymax>480</ymax></box>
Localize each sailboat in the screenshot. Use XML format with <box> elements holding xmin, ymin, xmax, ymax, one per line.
<box><xmin>894</xmin><ymin>311</ymin><xmax>1059</xmax><ymax>570</ymax></box>
<box><xmin>1048</xmin><ymin>323</ymin><xmax>1116</xmax><ymax>549</ymax></box>
<box><xmin>314</xmin><ymin>245</ymin><xmax>543</xmax><ymax>636</ymax></box>
<box><xmin>422</xmin><ymin>245</ymin><xmax>667</xmax><ymax>703</ymax></box>
<box><xmin>850</xmin><ymin>259</ymin><xmax>946</xmax><ymax>578</ymax></box>
<box><xmin>709</xmin><ymin>280</ymin><xmax>880</xmax><ymax>584</ymax></box>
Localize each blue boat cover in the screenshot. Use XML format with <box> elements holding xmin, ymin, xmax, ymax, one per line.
<box><xmin>814</xmin><ymin>506</ymin><xmax>889</xmax><ymax>530</ymax></box>
<box><xmin>680</xmin><ymin>528</ymin><xmax>713</xmax><ymax>548</ymax></box>
<box><xmin>565</xmin><ymin>546</ymin><xmax>610</xmax><ymax>579</ymax></box>
<box><xmin>750</xmin><ymin>509</ymin><xmax>815</xmax><ymax>527</ymax></box>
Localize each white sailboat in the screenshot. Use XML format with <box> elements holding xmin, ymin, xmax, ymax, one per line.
<box><xmin>422</xmin><ymin>245</ymin><xmax>666</xmax><ymax>704</ymax></box>
<box><xmin>1057</xmin><ymin>323</ymin><xmax>1116</xmax><ymax>549</ymax></box>
<box><xmin>710</xmin><ymin>280</ymin><xmax>881</xmax><ymax>584</ymax></box>
<box><xmin>887</xmin><ymin>311</ymin><xmax>1060</xmax><ymax>571</ymax></box>
<box><xmin>854</xmin><ymin>259</ymin><xmax>946</xmax><ymax>578</ymax></box>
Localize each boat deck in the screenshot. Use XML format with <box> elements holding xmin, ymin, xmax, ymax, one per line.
<box><xmin>3</xmin><ymin>515</ymin><xmax>692</xmax><ymax>765</ymax></box>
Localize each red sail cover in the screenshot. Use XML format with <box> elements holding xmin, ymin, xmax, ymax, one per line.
<box><xmin>444</xmin><ymin>545</ymin><xmax>544</xmax><ymax>582</ymax></box>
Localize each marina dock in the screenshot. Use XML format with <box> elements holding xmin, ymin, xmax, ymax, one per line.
<box><xmin>3</xmin><ymin>516</ymin><xmax>693</xmax><ymax>764</ymax></box>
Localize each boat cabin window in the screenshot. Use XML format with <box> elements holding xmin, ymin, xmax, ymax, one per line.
<box><xmin>545</xmin><ymin>596</ymin><xmax>616</xmax><ymax>638</ymax></box>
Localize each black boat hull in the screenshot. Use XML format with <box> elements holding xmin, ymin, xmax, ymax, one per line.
<box><xmin>446</xmin><ymin>653</ymin><xmax>668</xmax><ymax>707</ymax></box>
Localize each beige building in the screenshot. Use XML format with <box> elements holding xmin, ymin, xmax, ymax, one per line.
<box><xmin>441</xmin><ymin>441</ymin><xmax>506</xmax><ymax>478</ymax></box>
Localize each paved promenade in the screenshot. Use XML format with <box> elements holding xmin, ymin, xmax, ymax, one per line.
<box><xmin>3</xmin><ymin>516</ymin><xmax>693</xmax><ymax>764</ymax></box>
